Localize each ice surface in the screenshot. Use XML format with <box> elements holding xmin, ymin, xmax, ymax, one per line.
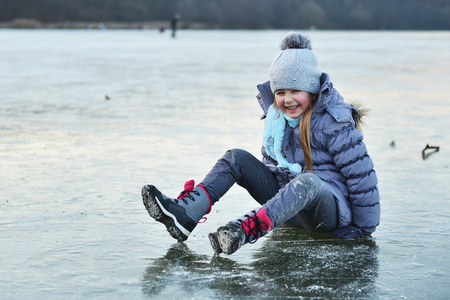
<box><xmin>0</xmin><ymin>29</ymin><xmax>449</xmax><ymax>299</ymax></box>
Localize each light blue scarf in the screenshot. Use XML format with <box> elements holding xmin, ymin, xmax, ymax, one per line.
<box><xmin>262</xmin><ymin>105</ymin><xmax>303</xmax><ymax>173</ymax></box>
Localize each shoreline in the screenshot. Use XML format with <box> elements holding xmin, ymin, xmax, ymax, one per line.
<box><xmin>0</xmin><ymin>18</ymin><xmax>210</xmax><ymax>30</ymax></box>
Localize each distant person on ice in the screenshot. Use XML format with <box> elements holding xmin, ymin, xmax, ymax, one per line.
<box><xmin>171</xmin><ymin>14</ymin><xmax>180</xmax><ymax>38</ymax></box>
<box><xmin>142</xmin><ymin>32</ymin><xmax>380</xmax><ymax>255</ymax></box>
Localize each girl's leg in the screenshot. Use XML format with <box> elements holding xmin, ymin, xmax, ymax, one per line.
<box><xmin>142</xmin><ymin>148</ymin><xmax>278</xmax><ymax>243</ymax></box>
<box><xmin>200</xmin><ymin>148</ymin><xmax>280</xmax><ymax>205</ymax></box>
<box><xmin>264</xmin><ymin>173</ymin><xmax>338</xmax><ymax>232</ymax></box>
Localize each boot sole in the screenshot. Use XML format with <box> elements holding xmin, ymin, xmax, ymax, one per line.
<box><xmin>208</xmin><ymin>232</ymin><xmax>223</xmax><ymax>255</ymax></box>
<box><xmin>142</xmin><ymin>185</ymin><xmax>189</xmax><ymax>242</ymax></box>
<box><xmin>215</xmin><ymin>225</ymin><xmax>245</xmax><ymax>255</ymax></box>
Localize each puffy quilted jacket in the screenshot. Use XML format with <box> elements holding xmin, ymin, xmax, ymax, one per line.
<box><xmin>256</xmin><ymin>73</ymin><xmax>380</xmax><ymax>231</ymax></box>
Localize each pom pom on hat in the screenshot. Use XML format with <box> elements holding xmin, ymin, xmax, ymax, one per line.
<box><xmin>269</xmin><ymin>32</ymin><xmax>322</xmax><ymax>94</ymax></box>
<box><xmin>279</xmin><ymin>31</ymin><xmax>312</xmax><ymax>50</ymax></box>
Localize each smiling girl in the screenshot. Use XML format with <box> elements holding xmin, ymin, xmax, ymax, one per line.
<box><xmin>142</xmin><ymin>32</ymin><xmax>380</xmax><ymax>255</ymax></box>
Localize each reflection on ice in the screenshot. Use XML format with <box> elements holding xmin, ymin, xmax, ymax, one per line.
<box><xmin>142</xmin><ymin>226</ymin><xmax>378</xmax><ymax>298</ymax></box>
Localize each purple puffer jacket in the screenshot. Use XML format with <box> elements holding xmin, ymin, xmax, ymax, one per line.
<box><xmin>256</xmin><ymin>73</ymin><xmax>380</xmax><ymax>231</ymax></box>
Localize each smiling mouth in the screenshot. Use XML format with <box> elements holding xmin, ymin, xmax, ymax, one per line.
<box><xmin>285</xmin><ymin>105</ymin><xmax>299</xmax><ymax>111</ymax></box>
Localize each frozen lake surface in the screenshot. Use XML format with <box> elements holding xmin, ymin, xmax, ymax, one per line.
<box><xmin>1</xmin><ymin>29</ymin><xmax>449</xmax><ymax>299</ymax></box>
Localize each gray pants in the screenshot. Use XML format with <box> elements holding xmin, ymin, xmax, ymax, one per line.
<box><xmin>200</xmin><ymin>149</ymin><xmax>338</xmax><ymax>232</ymax></box>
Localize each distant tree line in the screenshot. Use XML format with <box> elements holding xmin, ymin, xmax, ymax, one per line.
<box><xmin>1</xmin><ymin>0</ymin><xmax>450</xmax><ymax>29</ymax></box>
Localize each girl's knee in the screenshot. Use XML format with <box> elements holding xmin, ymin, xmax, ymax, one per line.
<box><xmin>227</xmin><ymin>148</ymin><xmax>249</xmax><ymax>156</ymax></box>
<box><xmin>290</xmin><ymin>173</ymin><xmax>322</xmax><ymax>196</ymax></box>
<box><xmin>298</xmin><ymin>173</ymin><xmax>319</xmax><ymax>181</ymax></box>
<box><xmin>294</xmin><ymin>173</ymin><xmax>321</xmax><ymax>187</ymax></box>
<box><xmin>225</xmin><ymin>149</ymin><xmax>251</xmax><ymax>161</ymax></box>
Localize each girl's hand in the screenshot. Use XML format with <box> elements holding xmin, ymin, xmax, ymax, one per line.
<box><xmin>332</xmin><ymin>223</ymin><xmax>371</xmax><ymax>239</ymax></box>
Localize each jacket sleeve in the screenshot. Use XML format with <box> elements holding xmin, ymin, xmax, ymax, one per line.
<box><xmin>327</xmin><ymin>124</ymin><xmax>380</xmax><ymax>230</ymax></box>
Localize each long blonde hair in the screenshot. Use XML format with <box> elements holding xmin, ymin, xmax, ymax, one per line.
<box><xmin>300</xmin><ymin>93</ymin><xmax>318</xmax><ymax>173</ymax></box>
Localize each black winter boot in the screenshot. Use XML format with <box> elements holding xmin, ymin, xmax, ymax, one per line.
<box><xmin>142</xmin><ymin>180</ymin><xmax>212</xmax><ymax>242</ymax></box>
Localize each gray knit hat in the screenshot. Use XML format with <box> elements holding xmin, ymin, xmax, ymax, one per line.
<box><xmin>269</xmin><ymin>32</ymin><xmax>322</xmax><ymax>94</ymax></box>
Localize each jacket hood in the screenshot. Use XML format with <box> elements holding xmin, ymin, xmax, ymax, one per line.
<box><xmin>256</xmin><ymin>72</ymin><xmax>365</xmax><ymax>130</ymax></box>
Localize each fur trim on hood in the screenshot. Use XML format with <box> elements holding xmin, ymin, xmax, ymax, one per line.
<box><xmin>349</xmin><ymin>100</ymin><xmax>369</xmax><ymax>133</ymax></box>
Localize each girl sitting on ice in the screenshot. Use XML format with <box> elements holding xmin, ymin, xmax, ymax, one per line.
<box><xmin>142</xmin><ymin>32</ymin><xmax>380</xmax><ymax>255</ymax></box>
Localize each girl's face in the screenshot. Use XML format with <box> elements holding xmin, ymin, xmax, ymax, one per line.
<box><xmin>274</xmin><ymin>89</ymin><xmax>311</xmax><ymax>119</ymax></box>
